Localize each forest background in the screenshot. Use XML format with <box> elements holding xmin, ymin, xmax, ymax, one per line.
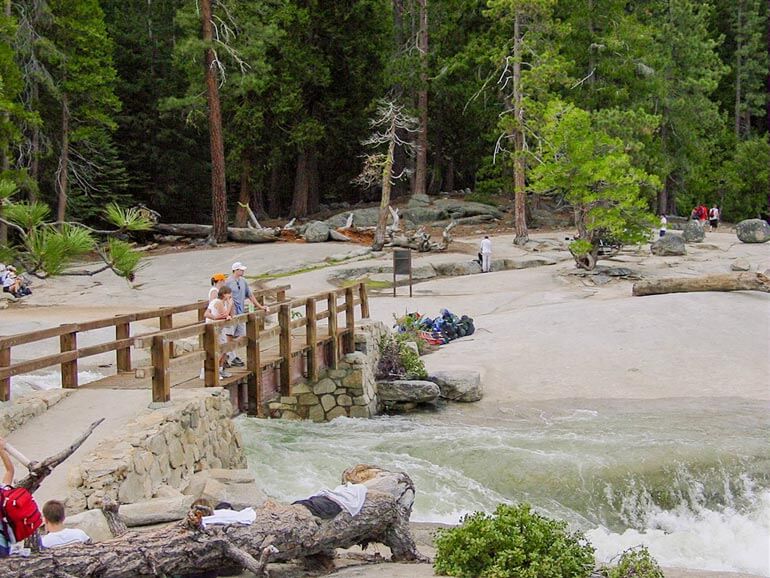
<box><xmin>0</xmin><ymin>0</ymin><xmax>767</xmax><ymax>246</ymax></box>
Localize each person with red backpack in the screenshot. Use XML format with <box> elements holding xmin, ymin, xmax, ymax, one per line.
<box><xmin>0</xmin><ymin>437</ymin><xmax>43</xmax><ymax>556</ymax></box>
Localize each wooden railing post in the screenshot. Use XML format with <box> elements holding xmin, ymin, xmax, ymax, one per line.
<box><xmin>305</xmin><ymin>298</ymin><xmax>318</xmax><ymax>382</ymax></box>
<box><xmin>60</xmin><ymin>324</ymin><xmax>78</xmax><ymax>389</ymax></box>
<box><xmin>246</xmin><ymin>313</ymin><xmax>262</xmax><ymax>416</ymax></box>
<box><xmin>0</xmin><ymin>345</ymin><xmax>10</xmax><ymax>402</ymax></box>
<box><xmin>278</xmin><ymin>303</ymin><xmax>291</xmax><ymax>395</ymax></box>
<box><xmin>358</xmin><ymin>282</ymin><xmax>370</xmax><ymax>318</ymax></box>
<box><xmin>151</xmin><ymin>335</ymin><xmax>170</xmax><ymax>403</ymax></box>
<box><xmin>159</xmin><ymin>307</ymin><xmax>173</xmax><ymax>358</ymax></box>
<box><xmin>115</xmin><ymin>316</ymin><xmax>131</xmax><ymax>372</ymax></box>
<box><xmin>277</xmin><ymin>288</ymin><xmax>287</xmax><ymax>302</ymax></box>
<box><xmin>344</xmin><ymin>287</ymin><xmax>355</xmax><ymax>353</ymax></box>
<box><xmin>327</xmin><ymin>293</ymin><xmax>339</xmax><ymax>369</ymax></box>
<box><xmin>203</xmin><ymin>323</ymin><xmax>220</xmax><ymax>388</ymax></box>
<box><xmin>197</xmin><ymin>303</ymin><xmax>206</xmax><ymax>349</ymax></box>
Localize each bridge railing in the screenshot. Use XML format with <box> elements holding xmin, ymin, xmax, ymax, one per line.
<box><xmin>138</xmin><ymin>282</ymin><xmax>370</xmax><ymax>416</ymax></box>
<box><xmin>0</xmin><ymin>285</ymin><xmax>290</xmax><ymax>401</ymax></box>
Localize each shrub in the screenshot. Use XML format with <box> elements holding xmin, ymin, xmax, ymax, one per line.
<box><xmin>434</xmin><ymin>503</ymin><xmax>595</xmax><ymax>578</ymax></box>
<box><xmin>600</xmin><ymin>546</ymin><xmax>664</xmax><ymax>578</ymax></box>
<box><xmin>376</xmin><ymin>334</ymin><xmax>427</xmax><ymax>380</ymax></box>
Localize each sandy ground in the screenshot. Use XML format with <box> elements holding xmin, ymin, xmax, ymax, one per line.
<box><xmin>2</xmin><ymin>230</ymin><xmax>769</xmax><ymax>577</ymax></box>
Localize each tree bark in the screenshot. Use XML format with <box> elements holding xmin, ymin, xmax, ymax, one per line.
<box><xmin>413</xmin><ymin>0</ymin><xmax>428</xmax><ymax>198</ymax></box>
<box><xmin>201</xmin><ymin>0</ymin><xmax>228</xmax><ymax>243</ymax></box>
<box><xmin>292</xmin><ymin>149</ymin><xmax>310</xmax><ymax>217</ymax></box>
<box><xmin>0</xmin><ymin>465</ymin><xmax>427</xmax><ymax>578</ymax></box>
<box><xmin>56</xmin><ymin>93</ymin><xmax>70</xmax><ymax>223</ymax></box>
<box><xmin>512</xmin><ymin>10</ymin><xmax>528</xmax><ymax>245</ymax></box>
<box><xmin>734</xmin><ymin>1</ymin><xmax>743</xmax><ymax>138</ymax></box>
<box><xmin>234</xmin><ymin>152</ymin><xmax>253</xmax><ymax>228</ymax></box>
<box><xmin>307</xmin><ymin>147</ymin><xmax>320</xmax><ymax>214</ymax></box>
<box><xmin>373</xmin><ymin>124</ymin><xmax>397</xmax><ymax>251</ymax></box>
<box><xmin>632</xmin><ymin>272</ymin><xmax>770</xmax><ymax>297</ymax></box>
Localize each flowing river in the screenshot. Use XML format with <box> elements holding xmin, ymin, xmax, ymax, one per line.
<box><xmin>237</xmin><ymin>396</ymin><xmax>770</xmax><ymax>576</ymax></box>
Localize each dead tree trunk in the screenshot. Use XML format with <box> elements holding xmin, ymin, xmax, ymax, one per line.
<box><xmin>632</xmin><ymin>272</ymin><xmax>770</xmax><ymax>297</ymax></box>
<box><xmin>413</xmin><ymin>0</ymin><xmax>429</xmax><ymax>198</ymax></box>
<box><xmin>153</xmin><ymin>223</ymin><xmax>279</xmax><ymax>243</ymax></box>
<box><xmin>56</xmin><ymin>93</ymin><xmax>70</xmax><ymax>224</ymax></box>
<box><xmin>234</xmin><ymin>152</ymin><xmax>253</xmax><ymax>228</ymax></box>
<box><xmin>201</xmin><ymin>0</ymin><xmax>228</xmax><ymax>243</ymax></box>
<box><xmin>511</xmin><ymin>10</ymin><xmax>528</xmax><ymax>246</ymax></box>
<box><xmin>0</xmin><ymin>465</ymin><xmax>427</xmax><ymax>578</ymax></box>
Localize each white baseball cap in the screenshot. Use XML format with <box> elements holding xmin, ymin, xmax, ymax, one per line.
<box><xmin>231</xmin><ymin>262</ymin><xmax>247</xmax><ymax>271</ymax></box>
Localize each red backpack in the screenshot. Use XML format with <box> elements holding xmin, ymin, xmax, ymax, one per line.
<box><xmin>0</xmin><ymin>486</ymin><xmax>43</xmax><ymax>542</ymax></box>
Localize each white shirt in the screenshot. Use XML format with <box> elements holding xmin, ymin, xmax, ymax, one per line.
<box><xmin>41</xmin><ymin>528</ymin><xmax>90</xmax><ymax>548</ymax></box>
<box><xmin>208</xmin><ymin>286</ymin><xmax>219</xmax><ymax>302</ymax></box>
<box><xmin>709</xmin><ymin>208</ymin><xmax>719</xmax><ymax>220</ymax></box>
<box><xmin>659</xmin><ymin>216</ymin><xmax>667</xmax><ymax>230</ymax></box>
<box><xmin>480</xmin><ymin>238</ymin><xmax>492</xmax><ymax>255</ymax></box>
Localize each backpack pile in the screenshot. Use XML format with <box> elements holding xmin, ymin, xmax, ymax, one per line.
<box><xmin>395</xmin><ymin>309</ymin><xmax>475</xmax><ymax>347</ymax></box>
<box><xmin>0</xmin><ymin>486</ymin><xmax>43</xmax><ymax>556</ymax></box>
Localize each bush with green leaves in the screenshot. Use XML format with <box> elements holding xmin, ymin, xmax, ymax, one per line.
<box><xmin>434</xmin><ymin>503</ymin><xmax>595</xmax><ymax>578</ymax></box>
<box><xmin>376</xmin><ymin>334</ymin><xmax>428</xmax><ymax>380</ymax></box>
<box><xmin>0</xmin><ymin>179</ymin><xmax>150</xmax><ymax>279</ymax></box>
<box><xmin>600</xmin><ymin>546</ymin><xmax>664</xmax><ymax>578</ymax></box>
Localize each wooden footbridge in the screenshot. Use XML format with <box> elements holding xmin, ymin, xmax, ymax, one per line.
<box><xmin>0</xmin><ymin>282</ymin><xmax>370</xmax><ymax>417</ymax></box>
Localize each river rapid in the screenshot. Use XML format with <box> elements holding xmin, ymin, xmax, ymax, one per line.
<box><xmin>237</xmin><ymin>396</ymin><xmax>770</xmax><ymax>576</ymax></box>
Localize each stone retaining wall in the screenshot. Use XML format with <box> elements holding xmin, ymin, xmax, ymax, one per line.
<box><xmin>268</xmin><ymin>319</ymin><xmax>387</xmax><ymax>421</ymax></box>
<box><xmin>67</xmin><ymin>389</ymin><xmax>246</xmax><ymax>512</ymax></box>
<box><xmin>0</xmin><ymin>389</ymin><xmax>72</xmax><ymax>437</ymax></box>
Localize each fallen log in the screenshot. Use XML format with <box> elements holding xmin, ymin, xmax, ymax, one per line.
<box><xmin>0</xmin><ymin>464</ymin><xmax>427</xmax><ymax>578</ymax></box>
<box><xmin>153</xmin><ymin>224</ymin><xmax>280</xmax><ymax>243</ymax></box>
<box><xmin>632</xmin><ymin>272</ymin><xmax>770</xmax><ymax>297</ymax></box>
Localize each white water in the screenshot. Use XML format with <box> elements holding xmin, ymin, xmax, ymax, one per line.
<box><xmin>10</xmin><ymin>370</ymin><xmax>103</xmax><ymax>396</ymax></box>
<box><xmin>237</xmin><ymin>397</ymin><xmax>770</xmax><ymax>576</ymax></box>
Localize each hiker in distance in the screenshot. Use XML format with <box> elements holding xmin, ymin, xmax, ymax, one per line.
<box><xmin>479</xmin><ymin>235</ymin><xmax>492</xmax><ymax>273</ymax></box>
<box><xmin>225</xmin><ymin>262</ymin><xmax>268</xmax><ymax>367</ymax></box>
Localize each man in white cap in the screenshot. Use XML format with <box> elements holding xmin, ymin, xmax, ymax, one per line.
<box><xmin>224</xmin><ymin>262</ymin><xmax>268</xmax><ymax>366</ymax></box>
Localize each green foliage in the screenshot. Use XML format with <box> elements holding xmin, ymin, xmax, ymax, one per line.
<box><xmin>4</xmin><ymin>201</ymin><xmax>51</xmax><ymax>229</ymax></box>
<box><xmin>376</xmin><ymin>334</ymin><xmax>427</xmax><ymax>380</ymax></box>
<box><xmin>531</xmin><ymin>101</ymin><xmax>657</xmax><ymax>267</ymax></box>
<box><xmin>434</xmin><ymin>503</ymin><xmax>595</xmax><ymax>578</ymax></box>
<box><xmin>103</xmin><ymin>203</ymin><xmax>153</xmax><ymax>231</ymax></box>
<box><xmin>720</xmin><ymin>135</ymin><xmax>769</xmax><ymax>221</ymax></box>
<box><xmin>600</xmin><ymin>546</ymin><xmax>664</xmax><ymax>578</ymax></box>
<box><xmin>24</xmin><ymin>224</ymin><xmax>95</xmax><ymax>275</ymax></box>
<box><xmin>104</xmin><ymin>238</ymin><xmax>141</xmax><ymax>279</ymax></box>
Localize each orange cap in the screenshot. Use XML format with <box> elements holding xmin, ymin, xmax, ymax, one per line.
<box><xmin>211</xmin><ymin>273</ymin><xmax>227</xmax><ymax>282</ymax></box>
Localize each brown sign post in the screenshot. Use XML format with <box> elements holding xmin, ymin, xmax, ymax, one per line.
<box><xmin>393</xmin><ymin>249</ymin><xmax>413</xmax><ymax>297</ymax></box>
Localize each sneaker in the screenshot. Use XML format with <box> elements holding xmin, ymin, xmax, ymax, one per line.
<box><xmin>230</xmin><ymin>357</ymin><xmax>245</xmax><ymax>367</ymax></box>
<box><xmin>219</xmin><ymin>370</ymin><xmax>232</xmax><ymax>378</ymax></box>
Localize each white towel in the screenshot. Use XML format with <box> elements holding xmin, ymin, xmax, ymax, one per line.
<box><xmin>317</xmin><ymin>483</ymin><xmax>368</xmax><ymax>517</ymax></box>
<box><xmin>201</xmin><ymin>507</ymin><xmax>257</xmax><ymax>528</ymax></box>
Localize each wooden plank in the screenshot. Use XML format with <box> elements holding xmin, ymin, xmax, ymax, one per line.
<box><xmin>305</xmin><ymin>298</ymin><xmax>318</xmax><ymax>382</ymax></box>
<box><xmin>0</xmin><ymin>346</ymin><xmax>9</xmax><ymax>402</ymax></box>
<box><xmin>0</xmin><ymin>324</ymin><xmax>72</xmax><ymax>349</ymax></box>
<box><xmin>246</xmin><ymin>313</ymin><xmax>262</xmax><ymax>417</ymax></box>
<box><xmin>60</xmin><ymin>326</ymin><xmax>78</xmax><ymax>389</ymax></box>
<box><xmin>278</xmin><ymin>303</ymin><xmax>291</xmax><ymax>395</ymax></box>
<box><xmin>358</xmin><ymin>282</ymin><xmax>370</xmax><ymax>318</ymax></box>
<box><xmin>0</xmin><ymin>351</ymin><xmax>79</xmax><ymax>380</ymax></box>
<box><xmin>159</xmin><ymin>307</ymin><xmax>173</xmax><ymax>359</ymax></box>
<box><xmin>327</xmin><ymin>292</ymin><xmax>339</xmax><ymax>369</ymax></box>
<box><xmin>345</xmin><ymin>287</ymin><xmax>355</xmax><ymax>354</ymax></box>
<box><xmin>290</xmin><ymin>317</ymin><xmax>306</xmax><ymax>329</ymax></box>
<box><xmin>78</xmin><ymin>337</ymin><xmax>134</xmax><ymax>359</ymax></box>
<box><xmin>115</xmin><ymin>317</ymin><xmax>132</xmax><ymax>372</ymax></box>
<box><xmin>203</xmin><ymin>323</ymin><xmax>220</xmax><ymax>388</ymax></box>
<box><xmin>151</xmin><ymin>335</ymin><xmax>170</xmax><ymax>403</ymax></box>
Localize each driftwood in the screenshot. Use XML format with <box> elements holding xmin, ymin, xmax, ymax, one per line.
<box><xmin>154</xmin><ymin>224</ymin><xmax>280</xmax><ymax>243</ymax></box>
<box><xmin>632</xmin><ymin>272</ymin><xmax>770</xmax><ymax>297</ymax></box>
<box><xmin>386</xmin><ymin>221</ymin><xmax>455</xmax><ymax>252</ymax></box>
<box><xmin>0</xmin><ymin>464</ymin><xmax>427</xmax><ymax>578</ymax></box>
<box><xmin>15</xmin><ymin>418</ymin><xmax>104</xmax><ymax>494</ymax></box>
